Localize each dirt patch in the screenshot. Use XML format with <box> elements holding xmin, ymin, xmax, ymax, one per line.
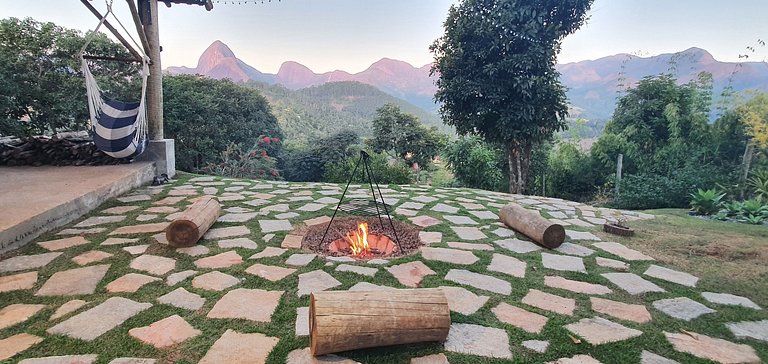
<box><xmin>302</xmin><ymin>216</ymin><xmax>422</xmax><ymax>259</ymax></box>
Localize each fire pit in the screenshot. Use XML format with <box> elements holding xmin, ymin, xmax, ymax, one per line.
<box><xmin>302</xmin><ymin>217</ymin><xmax>422</xmax><ymax>260</ymax></box>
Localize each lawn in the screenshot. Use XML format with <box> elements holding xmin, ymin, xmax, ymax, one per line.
<box><xmin>0</xmin><ymin>173</ymin><xmax>766</xmax><ymax>364</ymax></box>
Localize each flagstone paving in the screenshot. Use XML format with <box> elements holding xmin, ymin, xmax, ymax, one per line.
<box><xmin>1</xmin><ymin>173</ymin><xmax>765</xmax><ymax>363</ymax></box>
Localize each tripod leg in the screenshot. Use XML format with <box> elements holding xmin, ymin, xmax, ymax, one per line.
<box><xmin>366</xmin><ymin>158</ymin><xmax>404</xmax><ymax>254</ymax></box>
<box><xmin>320</xmin><ymin>153</ymin><xmax>363</xmax><ymax>246</ymax></box>
<box><xmin>363</xmin><ymin>156</ymin><xmax>385</xmax><ymax>228</ymax></box>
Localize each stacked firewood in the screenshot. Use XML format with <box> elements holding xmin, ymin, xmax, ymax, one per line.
<box><xmin>0</xmin><ymin>131</ymin><xmax>126</xmax><ymax>166</ymax></box>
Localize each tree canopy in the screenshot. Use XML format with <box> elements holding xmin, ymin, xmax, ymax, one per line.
<box><xmin>369</xmin><ymin>104</ymin><xmax>447</xmax><ymax>172</ymax></box>
<box><xmin>430</xmin><ymin>0</ymin><xmax>592</xmax><ymax>193</ymax></box>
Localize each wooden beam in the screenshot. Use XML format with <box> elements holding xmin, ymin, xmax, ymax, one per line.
<box><xmin>125</xmin><ymin>0</ymin><xmax>152</xmax><ymax>57</ymax></box>
<box><xmin>79</xmin><ymin>0</ymin><xmax>143</xmax><ymax>61</ymax></box>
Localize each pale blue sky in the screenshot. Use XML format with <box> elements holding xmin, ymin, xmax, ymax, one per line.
<box><xmin>4</xmin><ymin>0</ymin><xmax>767</xmax><ymax>73</ymax></box>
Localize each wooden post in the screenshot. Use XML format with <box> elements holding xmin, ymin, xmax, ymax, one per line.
<box><xmin>310</xmin><ymin>288</ymin><xmax>450</xmax><ymax>356</ymax></box>
<box><xmin>499</xmin><ymin>203</ymin><xmax>565</xmax><ymax>249</ymax></box>
<box><xmin>144</xmin><ymin>0</ymin><xmax>164</xmax><ymax>140</ymax></box>
<box><xmin>615</xmin><ymin>153</ymin><xmax>623</xmax><ymax>197</ymax></box>
<box><xmin>79</xmin><ymin>0</ymin><xmax>143</xmax><ymax>61</ymax></box>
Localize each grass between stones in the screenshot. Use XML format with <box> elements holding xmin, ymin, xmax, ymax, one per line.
<box><xmin>0</xmin><ymin>172</ymin><xmax>766</xmax><ymax>364</ymax></box>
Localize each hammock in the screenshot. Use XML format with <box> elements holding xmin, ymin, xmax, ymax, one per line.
<box><xmin>79</xmin><ymin>0</ymin><xmax>149</xmax><ymax>159</ymax></box>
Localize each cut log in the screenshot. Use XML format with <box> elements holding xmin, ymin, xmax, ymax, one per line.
<box><xmin>165</xmin><ymin>196</ymin><xmax>220</xmax><ymax>247</ymax></box>
<box><xmin>310</xmin><ymin>288</ymin><xmax>450</xmax><ymax>356</ymax></box>
<box><xmin>499</xmin><ymin>203</ymin><xmax>565</xmax><ymax>249</ymax></box>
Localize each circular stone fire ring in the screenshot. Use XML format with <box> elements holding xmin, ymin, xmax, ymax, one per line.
<box><xmin>302</xmin><ymin>216</ymin><xmax>423</xmax><ymax>260</ymax></box>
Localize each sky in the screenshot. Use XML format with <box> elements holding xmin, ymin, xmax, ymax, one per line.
<box><xmin>5</xmin><ymin>0</ymin><xmax>767</xmax><ymax>74</ymax></box>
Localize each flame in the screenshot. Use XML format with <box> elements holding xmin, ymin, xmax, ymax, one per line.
<box><xmin>345</xmin><ymin>222</ymin><xmax>371</xmax><ymax>257</ymax></box>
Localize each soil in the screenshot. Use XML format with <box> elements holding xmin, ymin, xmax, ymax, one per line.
<box><xmin>302</xmin><ymin>216</ymin><xmax>422</xmax><ymax>259</ymax></box>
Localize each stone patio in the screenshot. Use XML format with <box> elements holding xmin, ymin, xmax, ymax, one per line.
<box><xmin>0</xmin><ymin>173</ymin><xmax>764</xmax><ymax>363</ymax></box>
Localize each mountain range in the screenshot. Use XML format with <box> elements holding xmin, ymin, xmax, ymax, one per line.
<box><xmin>167</xmin><ymin>40</ymin><xmax>768</xmax><ymax>121</ymax></box>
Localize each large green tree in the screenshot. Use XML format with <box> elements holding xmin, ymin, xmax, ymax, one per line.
<box><xmin>0</xmin><ymin>17</ymin><xmax>138</xmax><ymax>136</ymax></box>
<box><xmin>430</xmin><ymin>0</ymin><xmax>592</xmax><ymax>193</ymax></box>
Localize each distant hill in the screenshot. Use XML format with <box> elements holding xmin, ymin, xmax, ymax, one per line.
<box><xmin>167</xmin><ymin>41</ymin><xmax>768</xmax><ymax>125</ymax></box>
<box><xmin>243</xmin><ymin>81</ymin><xmax>450</xmax><ymax>145</ymax></box>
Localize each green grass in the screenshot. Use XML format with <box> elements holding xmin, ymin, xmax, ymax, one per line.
<box><xmin>1</xmin><ymin>175</ymin><xmax>767</xmax><ymax>363</ymax></box>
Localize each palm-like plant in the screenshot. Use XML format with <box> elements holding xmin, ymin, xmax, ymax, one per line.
<box><xmin>689</xmin><ymin>189</ymin><xmax>726</xmax><ymax>215</ymax></box>
<box><xmin>748</xmin><ymin>169</ymin><xmax>768</xmax><ymax>201</ymax></box>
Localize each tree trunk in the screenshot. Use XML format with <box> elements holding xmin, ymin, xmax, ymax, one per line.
<box><xmin>740</xmin><ymin>141</ymin><xmax>754</xmax><ymax>200</ymax></box>
<box><xmin>507</xmin><ymin>140</ymin><xmax>532</xmax><ymax>194</ymax></box>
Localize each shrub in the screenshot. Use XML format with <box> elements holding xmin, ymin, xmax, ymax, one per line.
<box><xmin>689</xmin><ymin>189</ymin><xmax>725</xmax><ymax>215</ymax></box>
<box><xmin>546</xmin><ymin>143</ymin><xmax>599</xmax><ymax>201</ymax></box>
<box><xmin>200</xmin><ymin>139</ymin><xmax>280</xmax><ymax>180</ymax></box>
<box><xmin>444</xmin><ymin>136</ymin><xmax>506</xmax><ymax>192</ymax></box>
<box><xmin>323</xmin><ymin>152</ymin><xmax>412</xmax><ymax>185</ymax></box>
<box><xmin>748</xmin><ymin>169</ymin><xmax>768</xmax><ymax>201</ymax></box>
<box><xmin>280</xmin><ymin>131</ymin><xmax>359</xmax><ymax>182</ymax></box>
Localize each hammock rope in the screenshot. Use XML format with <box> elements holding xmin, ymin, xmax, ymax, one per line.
<box><xmin>79</xmin><ymin>0</ymin><xmax>150</xmax><ymax>159</ymax></box>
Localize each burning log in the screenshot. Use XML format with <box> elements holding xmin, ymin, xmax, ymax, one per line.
<box><xmin>499</xmin><ymin>202</ymin><xmax>565</xmax><ymax>249</ymax></box>
<box><xmin>165</xmin><ymin>196</ymin><xmax>221</xmax><ymax>247</ymax></box>
<box><xmin>309</xmin><ymin>288</ymin><xmax>450</xmax><ymax>356</ymax></box>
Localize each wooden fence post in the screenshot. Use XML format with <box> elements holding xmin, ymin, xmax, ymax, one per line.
<box><xmin>615</xmin><ymin>154</ymin><xmax>623</xmax><ymax>197</ymax></box>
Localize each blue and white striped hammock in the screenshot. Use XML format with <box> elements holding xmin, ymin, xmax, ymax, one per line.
<box><xmin>80</xmin><ymin>0</ymin><xmax>149</xmax><ymax>159</ymax></box>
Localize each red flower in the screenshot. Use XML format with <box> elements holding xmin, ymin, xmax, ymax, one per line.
<box><xmin>270</xmin><ymin>169</ymin><xmax>278</xmax><ymax>176</ymax></box>
<box><xmin>263</xmin><ymin>137</ymin><xmax>271</xmax><ymax>144</ymax></box>
<box><xmin>271</xmin><ymin>137</ymin><xmax>280</xmax><ymax>143</ymax></box>
<box><xmin>260</xmin><ymin>149</ymin><xmax>268</xmax><ymax>157</ymax></box>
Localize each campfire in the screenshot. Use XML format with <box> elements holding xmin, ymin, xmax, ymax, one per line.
<box><xmin>301</xmin><ymin>217</ymin><xmax>421</xmax><ymax>260</ymax></box>
<box><xmin>328</xmin><ymin>222</ymin><xmax>398</xmax><ymax>259</ymax></box>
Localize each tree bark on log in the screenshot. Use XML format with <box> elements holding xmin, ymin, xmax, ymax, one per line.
<box><xmin>499</xmin><ymin>203</ymin><xmax>564</xmax><ymax>249</ymax></box>
<box><xmin>309</xmin><ymin>288</ymin><xmax>450</xmax><ymax>356</ymax></box>
<box><xmin>166</xmin><ymin>196</ymin><xmax>220</xmax><ymax>247</ymax></box>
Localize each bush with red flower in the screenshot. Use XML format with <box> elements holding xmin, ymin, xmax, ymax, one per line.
<box><xmin>201</xmin><ymin>137</ymin><xmax>282</xmax><ymax>180</ymax></box>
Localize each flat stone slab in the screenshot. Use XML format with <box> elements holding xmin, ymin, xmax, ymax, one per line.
<box><xmin>304</xmin><ymin>216</ymin><xmax>332</xmax><ymax>226</ymax></box>
<box><xmin>258</xmin><ymin>219</ymin><xmax>293</xmax><ymax>233</ymax></box>
<box><xmin>411</xmin><ymin>353</ymin><xmax>449</xmax><ymax>364</ymax></box>
<box><xmin>565</xmin><ymin>317</ymin><xmax>643</xmax><ymax>345</ymax></box>
<box><xmin>431</xmin><ymin>203</ymin><xmax>459</xmax><ymax>213</ymax></box>
<box><xmin>439</xmin><ymin>285</ymin><xmax>489</xmax><ymax>315</ymax></box>
<box><xmin>541</xmin><ymin>253</ymin><xmax>586</xmax><ymax>273</ymax></box>
<box><xmin>36</xmin><ymin>264</ymin><xmax>110</xmax><ymax>296</ymax></box>
<box><xmin>75</xmin><ymin>215</ymin><xmax>126</xmax><ymax>227</ymax></box>
<box><xmin>18</xmin><ymin>355</ymin><xmax>98</xmax><ymax>364</ymax></box>
<box><xmin>336</xmin><ymin>264</ymin><xmax>378</xmax><ymax>277</ymax></box>
<box><xmin>644</xmin><ymin>265</ymin><xmax>698</xmax><ymax>287</ymax></box>
<box><xmin>72</xmin><ymin>251</ymin><xmax>113</xmax><ymax>265</ymax></box>
<box><xmin>522</xmin><ymin>289</ymin><xmax>576</xmax><ymax>315</ymax></box>
<box><xmin>487</xmin><ymin>253</ymin><xmax>526</xmax><ymax>278</ymax></box>
<box><xmin>245</xmin><ymin>263</ymin><xmax>297</xmax><ymax>281</ymax></box>
<box><xmin>166</xmin><ymin>270</ymin><xmax>197</xmax><ymax>286</ymax></box>
<box><xmin>593</xmin><ymin>242</ymin><xmax>654</xmax><ymax>261</ymax></box>
<box><xmin>295</xmin><ymin>307</ymin><xmax>309</xmax><ymax>337</ymax></box>
<box><xmin>130</xmin><ymin>255</ymin><xmax>175</xmax><ymax>276</ymax></box>
<box><xmin>451</xmin><ymin>226</ymin><xmax>487</xmax><ymax>241</ymax></box>
<box><xmin>495</xmin><ymin>238</ymin><xmax>541</xmax><ymax>253</ymax></box>
<box><xmin>555</xmin><ymin>243</ymin><xmax>595</xmax><ymax>257</ymax></box>
<box><xmin>203</xmin><ymin>226</ymin><xmax>250</xmax><ymax>240</ymax></box>
<box><xmin>492</xmin><ymin>302</ymin><xmax>548</xmax><ymax>334</ymax></box>
<box><xmin>218</xmin><ymin>237</ymin><xmax>258</xmax><ymax>249</ymax></box>
<box><xmin>158</xmin><ymin>288</ymin><xmax>205</xmax><ymax>310</ymax></box>
<box><xmin>544</xmin><ymin>276</ymin><xmax>612</xmax><ymax>295</ymax></box>
<box><xmin>298</xmin><ymin>203</ymin><xmax>325</xmax><ymax>212</ymax></box>
<box><xmin>595</xmin><ymin>257</ymin><xmax>629</xmax><ymax>270</ymax></box>
<box><xmin>129</xmin><ymin>315</ymin><xmax>200</xmax><ymax>348</ymax></box>
<box><xmin>491</xmin><ymin>227</ymin><xmax>516</xmax><ymax>237</ymax></box>
<box><xmin>103</xmin><ymin>205</ymin><xmax>140</xmax><ymax>214</ymax></box>
<box><xmin>601</xmin><ymin>273</ymin><xmax>665</xmax><ymax>295</ymax></box>
<box><xmin>250</xmin><ymin>247</ymin><xmax>287</xmax><ymax>259</ymax></box>
<box><xmin>412</xmin><ymin>195</ymin><xmax>438</xmax><ymax>203</ymax></box>
<box><xmin>468</xmin><ymin>210</ymin><xmax>498</xmax><ymax>220</ymax></box>
<box><xmin>298</xmin><ymin>270</ymin><xmax>342</xmax><ymax>296</ymax></box>
<box><xmin>194</xmin><ymin>251</ymin><xmax>243</xmax><ymax>269</ymax></box>
<box><xmin>50</xmin><ymin>300</ymin><xmax>88</xmax><ymax>320</ymax></box>
<box><xmin>445</xmin><ymin>269</ymin><xmax>511</xmax><ymax>295</ymax></box>
<box><xmin>106</xmin><ymin>273</ymin><xmax>160</xmax><ymax>293</ymax></box>
<box><xmin>444</xmin><ymin>323</ymin><xmax>512</xmax><ymax>359</ymax></box>
<box><xmin>640</xmin><ymin>351</ymin><xmax>680</xmax><ymax>364</ymax></box>
<box><xmin>286</xmin><ymin>348</ymin><xmax>360</xmax><ymax>364</ymax></box>
<box><xmin>653</xmin><ymin>297</ymin><xmax>716</xmax><ymax>321</ymax></box>
<box><xmin>0</xmin><ymin>271</ymin><xmax>37</xmax><ymax>292</ymax></box>
<box><xmin>565</xmin><ymin>230</ymin><xmax>601</xmax><ymax>241</ymax></box>
<box><xmin>702</xmin><ymin>292</ymin><xmax>761</xmax><ymax>310</ymax></box>
<box><xmin>109</xmin><ymin>222</ymin><xmax>169</xmax><ymax>235</ymax></box>
<box><xmin>101</xmin><ymin>237</ymin><xmax>138</xmax><ymax>246</ymax></box>
<box><xmin>38</xmin><ymin>236</ymin><xmax>89</xmax><ymax>251</ymax></box>
<box><xmin>386</xmin><ymin>261</ymin><xmax>436</xmax><ymax>288</ymax></box>
<box><xmin>217</xmin><ymin>213</ymin><xmax>259</xmax><ymax>223</ymax></box>
<box><xmin>590</xmin><ymin>297</ymin><xmax>651</xmax><ymax>323</ymax></box>
<box><xmin>0</xmin><ymin>252</ymin><xmax>62</xmax><ymax>273</ymax></box>
<box><xmin>400</xmin><ymin>202</ymin><xmax>425</xmax><ymax>210</ymax></box>
<box><xmin>199</xmin><ymin>330</ymin><xmax>279</xmax><ymax>364</ymax></box>
<box><xmin>410</xmin><ymin>216</ymin><xmax>442</xmax><ymax>227</ymax></box>
<box><xmin>447</xmin><ymin>242</ymin><xmax>493</xmax><ymax>251</ymax></box>
<box><xmin>208</xmin><ymin>288</ymin><xmax>283</xmax><ymax>322</ymax></box>
<box><xmin>48</xmin><ymin>297</ymin><xmax>151</xmax><ymax>341</ymax></box>
<box><xmin>192</xmin><ymin>271</ymin><xmax>240</xmax><ymax>291</ymax></box>
<box><xmin>108</xmin><ymin>358</ymin><xmax>157</xmax><ymax>364</ymax></box>
<box><xmin>421</xmin><ymin>247</ymin><xmax>479</xmax><ymax>265</ymax></box>
<box><xmin>286</xmin><ymin>253</ymin><xmax>317</xmax><ymax>266</ymax></box>
<box><xmin>281</xmin><ymin>234</ymin><xmax>304</xmax><ymax>249</ymax></box>
<box><xmin>444</xmin><ymin>215</ymin><xmax>478</xmax><ymax>225</ymax></box>
<box><xmin>0</xmin><ymin>304</ymin><xmax>47</xmax><ymax>330</ymax></box>
<box><xmin>726</xmin><ymin>319</ymin><xmax>768</xmax><ymax>342</ymax></box>
<box><xmin>0</xmin><ymin>333</ymin><xmax>44</xmax><ymax>361</ymax></box>
<box><xmin>176</xmin><ymin>245</ymin><xmax>210</xmax><ymax>257</ymax></box>
<box><xmin>419</xmin><ymin>231</ymin><xmax>442</xmax><ymax>244</ymax></box>
<box><xmin>664</xmin><ymin>331</ymin><xmax>760</xmax><ymax>363</ymax></box>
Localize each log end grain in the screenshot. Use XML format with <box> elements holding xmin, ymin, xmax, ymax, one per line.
<box><xmin>166</xmin><ymin>220</ymin><xmax>199</xmax><ymax>248</ymax></box>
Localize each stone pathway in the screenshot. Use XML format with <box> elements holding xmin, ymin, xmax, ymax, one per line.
<box><xmin>0</xmin><ymin>174</ymin><xmax>764</xmax><ymax>363</ymax></box>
